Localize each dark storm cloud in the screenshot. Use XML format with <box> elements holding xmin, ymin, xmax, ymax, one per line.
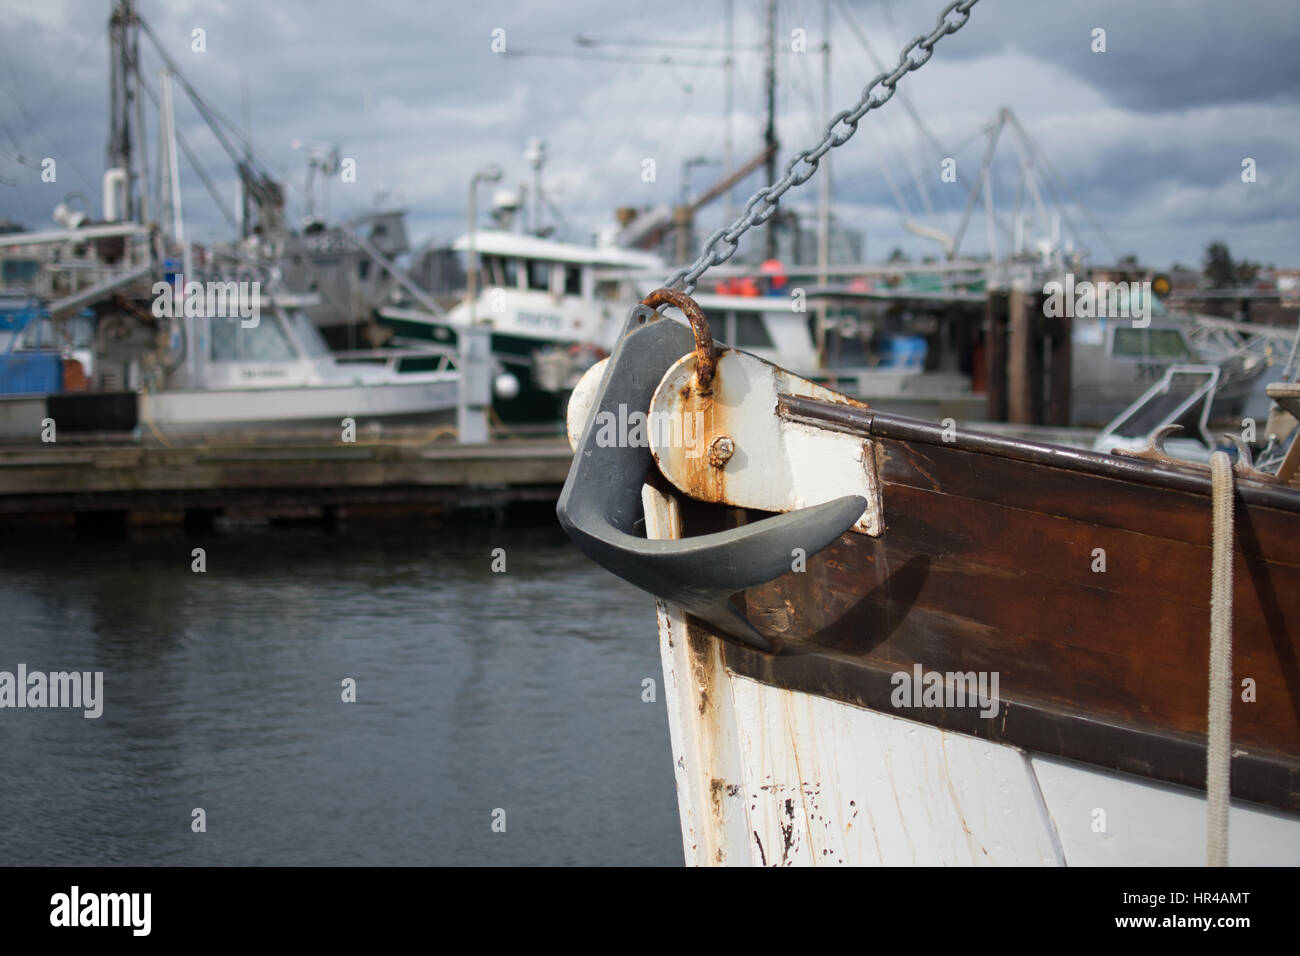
<box><xmin>950</xmin><ymin>0</ymin><xmax>1300</xmax><ymax>113</ymax></box>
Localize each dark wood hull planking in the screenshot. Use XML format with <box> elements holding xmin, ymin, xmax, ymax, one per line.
<box><xmin>681</xmin><ymin>403</ymin><xmax>1300</xmax><ymax>814</ymax></box>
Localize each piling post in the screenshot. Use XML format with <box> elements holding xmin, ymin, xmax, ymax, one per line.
<box><xmin>1047</xmin><ymin>310</ymin><xmax>1072</xmax><ymax>427</ymax></box>
<box><xmin>985</xmin><ymin>290</ymin><xmax>1007</xmax><ymax>421</ymax></box>
<box><xmin>457</xmin><ymin>325</ymin><xmax>492</xmax><ymax>444</ymax></box>
<box><xmin>1007</xmin><ymin>281</ymin><xmax>1034</xmax><ymax>425</ymax></box>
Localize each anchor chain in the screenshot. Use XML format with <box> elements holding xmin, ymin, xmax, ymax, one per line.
<box><xmin>662</xmin><ymin>0</ymin><xmax>980</xmax><ymax>295</ymax></box>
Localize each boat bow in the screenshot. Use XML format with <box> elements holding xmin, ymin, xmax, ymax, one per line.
<box><xmin>556</xmin><ymin>293</ymin><xmax>866</xmax><ymax>650</ymax></box>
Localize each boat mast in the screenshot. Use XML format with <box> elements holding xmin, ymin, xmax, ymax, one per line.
<box><xmin>763</xmin><ymin>0</ymin><xmax>778</xmax><ymax>259</ymax></box>
<box><xmin>723</xmin><ymin>0</ymin><xmax>734</xmax><ymax>226</ymax></box>
<box><xmin>816</xmin><ymin>0</ymin><xmax>830</xmax><ymax>364</ymax></box>
<box><xmin>107</xmin><ymin>0</ymin><xmax>144</xmax><ymax>222</ymax></box>
<box><xmin>159</xmin><ymin>71</ymin><xmax>184</xmax><ymax>248</ymax></box>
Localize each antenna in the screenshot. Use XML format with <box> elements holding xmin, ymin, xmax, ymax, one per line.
<box><xmin>525</xmin><ymin>139</ymin><xmax>546</xmax><ymax>236</ymax></box>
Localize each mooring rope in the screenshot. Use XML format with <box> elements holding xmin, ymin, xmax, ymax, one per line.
<box><xmin>1207</xmin><ymin>450</ymin><xmax>1235</xmax><ymax>867</ymax></box>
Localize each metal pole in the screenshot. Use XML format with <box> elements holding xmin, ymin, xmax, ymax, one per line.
<box><xmin>160</xmin><ymin>71</ymin><xmax>184</xmax><ymax>246</ymax></box>
<box><xmin>724</xmin><ymin>0</ymin><xmax>734</xmax><ymax>225</ymax></box>
<box><xmin>467</xmin><ymin>179</ymin><xmax>478</xmax><ymax>325</ymax></box>
<box><xmin>816</xmin><ymin>0</ymin><xmax>830</xmax><ymax>365</ymax></box>
<box><xmin>764</xmin><ymin>0</ymin><xmax>778</xmax><ymax>259</ymax></box>
<box><xmin>132</xmin><ymin>17</ymin><xmax>148</xmax><ymax>224</ymax></box>
<box><xmin>467</xmin><ymin>166</ymin><xmax>502</xmax><ymax>326</ymax></box>
<box><xmin>108</xmin><ymin>1</ymin><xmax>132</xmax><ymax>218</ymax></box>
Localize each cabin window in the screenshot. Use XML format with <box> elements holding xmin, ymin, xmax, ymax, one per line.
<box><xmin>64</xmin><ymin>315</ymin><xmax>94</xmax><ymax>349</ymax></box>
<box><xmin>1111</xmin><ymin>328</ymin><xmax>1144</xmax><ymax>357</ymax></box>
<box><xmin>1148</xmin><ymin>329</ymin><xmax>1193</xmax><ymax>358</ymax></box>
<box><xmin>482</xmin><ymin>255</ymin><xmax>516</xmax><ymax>289</ymax></box>
<box><xmin>565</xmin><ymin>266</ymin><xmax>582</xmax><ymax>296</ymax></box>
<box><xmin>2</xmin><ymin>259</ymin><xmax>38</xmax><ymax>283</ymax></box>
<box><xmin>15</xmin><ymin>315</ymin><xmax>93</xmax><ymax>350</ymax></box>
<box><xmin>733</xmin><ymin>313</ymin><xmax>775</xmax><ymax>350</ymax></box>
<box><xmin>210</xmin><ymin>316</ymin><xmax>297</xmax><ymax>362</ymax></box>
<box><xmin>1112</xmin><ymin>327</ymin><xmax>1192</xmax><ymax>360</ymax></box>
<box><xmin>358</xmin><ymin>260</ymin><xmax>370</xmax><ymax>280</ymax></box>
<box><xmin>20</xmin><ymin>317</ymin><xmax>55</xmax><ymax>348</ymax></box>
<box><xmin>595</xmin><ymin>279</ymin><xmax>622</xmax><ymax>301</ymax></box>
<box><xmin>285</xmin><ymin>310</ymin><xmax>331</xmax><ymax>359</ymax></box>
<box><xmin>210</xmin><ymin>319</ymin><xmax>239</xmax><ymax>360</ymax></box>
<box><xmin>526</xmin><ymin>259</ymin><xmax>551</xmax><ymax>291</ymax></box>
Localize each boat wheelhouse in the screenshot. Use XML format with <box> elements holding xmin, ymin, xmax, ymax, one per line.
<box><xmin>378</xmin><ymin>229</ymin><xmax>662</xmax><ymax>425</ymax></box>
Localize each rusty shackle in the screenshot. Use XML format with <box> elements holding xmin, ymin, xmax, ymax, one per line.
<box><xmin>641</xmin><ymin>288</ymin><xmax>716</xmax><ymax>394</ymax></box>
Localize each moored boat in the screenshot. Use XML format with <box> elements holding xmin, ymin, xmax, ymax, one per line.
<box><xmin>559</xmin><ymin>289</ymin><xmax>1300</xmax><ymax>865</ymax></box>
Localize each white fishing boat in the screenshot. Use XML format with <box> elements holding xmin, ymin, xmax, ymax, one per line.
<box><xmin>682</xmin><ymin>288</ymin><xmax>986</xmax><ymax>421</ymax></box>
<box><xmin>0</xmin><ymin>268</ymin><xmax>477</xmax><ymax>442</ymax></box>
<box><xmin>378</xmin><ymin>228</ymin><xmax>661</xmax><ymax>424</ymax></box>
<box><xmin>135</xmin><ymin>290</ymin><xmax>465</xmax><ymax>437</ymax></box>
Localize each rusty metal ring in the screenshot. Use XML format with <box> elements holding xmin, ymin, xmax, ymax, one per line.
<box><xmin>641</xmin><ymin>287</ymin><xmax>716</xmax><ymax>394</ymax></box>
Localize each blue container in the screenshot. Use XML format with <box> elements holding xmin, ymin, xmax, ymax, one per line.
<box><xmin>879</xmin><ymin>335</ymin><xmax>927</xmax><ymax>370</ymax></box>
<box><xmin>0</xmin><ymin>353</ymin><xmax>62</xmax><ymax>395</ymax></box>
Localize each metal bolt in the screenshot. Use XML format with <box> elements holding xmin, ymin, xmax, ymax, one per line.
<box><xmin>708</xmin><ymin>436</ymin><xmax>735</xmax><ymax>468</ymax></box>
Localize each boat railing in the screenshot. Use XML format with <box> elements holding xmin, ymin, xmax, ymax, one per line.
<box><xmin>331</xmin><ymin>345</ymin><xmax>459</xmax><ymax>375</ymax></box>
<box><xmin>1188</xmin><ymin>313</ymin><xmax>1299</xmax><ymax>366</ymax></box>
<box><xmin>1093</xmin><ymin>364</ymin><xmax>1221</xmax><ymax>456</ymax></box>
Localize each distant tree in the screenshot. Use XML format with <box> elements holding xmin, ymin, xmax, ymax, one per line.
<box><xmin>1117</xmin><ymin>253</ymin><xmax>1140</xmax><ymax>267</ymax></box>
<box><xmin>887</xmin><ymin>246</ymin><xmax>910</xmax><ymax>263</ymax></box>
<box><xmin>1235</xmin><ymin>259</ymin><xmax>1261</xmax><ymax>286</ymax></box>
<box><xmin>1204</xmin><ymin>241</ymin><xmax>1236</xmax><ymax>288</ymax></box>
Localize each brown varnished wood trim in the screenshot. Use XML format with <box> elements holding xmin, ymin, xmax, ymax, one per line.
<box><xmin>669</xmin><ymin>406</ymin><xmax>1300</xmax><ymax>813</ymax></box>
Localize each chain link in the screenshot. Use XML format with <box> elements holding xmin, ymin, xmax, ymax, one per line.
<box><xmin>663</xmin><ymin>0</ymin><xmax>980</xmax><ymax>295</ymax></box>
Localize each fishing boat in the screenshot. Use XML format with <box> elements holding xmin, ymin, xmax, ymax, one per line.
<box><xmin>377</xmin><ymin>228</ymin><xmax>661</xmax><ymax>425</ymax></box>
<box><xmin>132</xmin><ymin>288</ymin><xmax>465</xmax><ymax>438</ymax></box>
<box><xmin>0</xmin><ymin>213</ymin><xmax>472</xmax><ymax>442</ymax></box>
<box><xmin>682</xmin><ymin>284</ymin><xmax>987</xmax><ymax>422</ymax></box>
<box><xmin>558</xmin><ymin>289</ymin><xmax>1300</xmax><ymax>865</ymax></box>
<box><xmin>0</xmin><ymin>256</ymin><xmax>473</xmax><ymax>442</ymax></box>
<box><xmin>1070</xmin><ymin>310</ymin><xmax>1266</xmax><ymax>427</ymax></box>
<box><xmin>214</xmin><ymin>206</ymin><xmax>422</xmax><ymax>353</ymax></box>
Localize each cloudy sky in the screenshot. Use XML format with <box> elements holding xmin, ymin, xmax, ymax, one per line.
<box><xmin>2</xmin><ymin>0</ymin><xmax>1298</xmax><ymax>270</ymax></box>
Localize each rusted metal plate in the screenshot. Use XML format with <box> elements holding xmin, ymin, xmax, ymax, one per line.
<box><xmin>648</xmin><ymin>349</ymin><xmax>882</xmax><ymax>536</ymax></box>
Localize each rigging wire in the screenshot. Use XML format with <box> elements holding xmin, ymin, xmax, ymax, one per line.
<box><xmin>136</xmin><ymin>71</ymin><xmax>240</xmax><ymax>233</ymax></box>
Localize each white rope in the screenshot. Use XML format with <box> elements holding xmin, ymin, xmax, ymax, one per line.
<box><xmin>1207</xmin><ymin>450</ymin><xmax>1235</xmax><ymax>867</ymax></box>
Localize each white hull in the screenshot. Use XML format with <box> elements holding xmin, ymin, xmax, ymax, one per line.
<box><xmin>643</xmin><ymin>483</ymin><xmax>1300</xmax><ymax>866</ymax></box>
<box><xmin>0</xmin><ymin>395</ymin><xmax>47</xmax><ymax>441</ymax></box>
<box><xmin>141</xmin><ymin>378</ymin><xmax>459</xmax><ymax>433</ymax></box>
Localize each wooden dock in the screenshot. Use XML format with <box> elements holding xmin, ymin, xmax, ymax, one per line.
<box><xmin>0</xmin><ymin>432</ymin><xmax>572</xmax><ymax>527</ymax></box>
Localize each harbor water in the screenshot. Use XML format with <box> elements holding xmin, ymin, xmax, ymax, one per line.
<box><xmin>0</xmin><ymin>521</ymin><xmax>682</xmax><ymax>865</ymax></box>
